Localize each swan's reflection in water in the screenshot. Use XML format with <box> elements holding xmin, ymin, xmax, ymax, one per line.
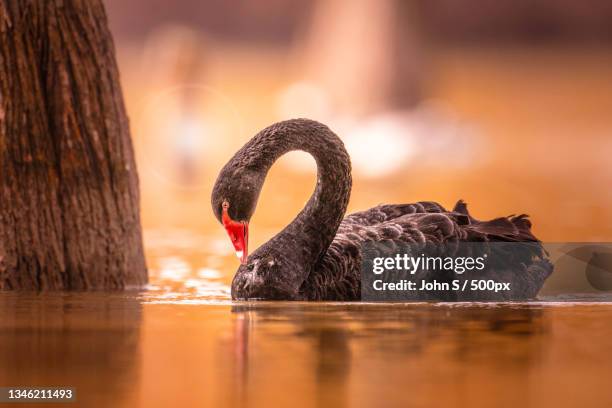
<box><xmin>225</xmin><ymin>303</ymin><xmax>551</xmax><ymax>408</ymax></box>
<box><xmin>230</xmin><ymin>304</ymin><xmax>356</xmax><ymax>408</ymax></box>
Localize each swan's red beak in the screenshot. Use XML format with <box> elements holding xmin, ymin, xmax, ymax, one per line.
<box><xmin>222</xmin><ymin>206</ymin><xmax>249</xmax><ymax>264</ymax></box>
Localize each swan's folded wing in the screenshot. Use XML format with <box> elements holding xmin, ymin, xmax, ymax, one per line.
<box><xmin>339</xmin><ymin>201</ymin><xmax>447</xmax><ymax>232</ymax></box>
<box><xmin>306</xmin><ymin>206</ymin><xmax>552</xmax><ymax>300</ymax></box>
<box><xmin>307</xmin><ymin>211</ymin><xmax>461</xmax><ymax>300</ymax></box>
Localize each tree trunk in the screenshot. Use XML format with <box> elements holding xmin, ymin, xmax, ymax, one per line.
<box><xmin>0</xmin><ymin>0</ymin><xmax>147</xmax><ymax>290</ymax></box>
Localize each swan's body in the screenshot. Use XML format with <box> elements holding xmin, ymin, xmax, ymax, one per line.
<box><xmin>212</xmin><ymin>119</ymin><xmax>552</xmax><ymax>300</ymax></box>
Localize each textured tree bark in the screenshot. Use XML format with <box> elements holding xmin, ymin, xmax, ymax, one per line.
<box><xmin>0</xmin><ymin>0</ymin><xmax>147</xmax><ymax>289</ymax></box>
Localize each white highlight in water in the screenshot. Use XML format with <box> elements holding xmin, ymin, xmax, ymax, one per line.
<box><xmin>197</xmin><ymin>268</ymin><xmax>221</xmax><ymax>279</ymax></box>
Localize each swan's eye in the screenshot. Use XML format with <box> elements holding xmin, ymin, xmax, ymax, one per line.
<box><xmin>246</xmin><ymin>263</ymin><xmax>255</xmax><ymax>271</ymax></box>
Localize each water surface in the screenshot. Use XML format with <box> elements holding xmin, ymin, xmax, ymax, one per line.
<box><xmin>2</xmin><ymin>264</ymin><xmax>612</xmax><ymax>407</ymax></box>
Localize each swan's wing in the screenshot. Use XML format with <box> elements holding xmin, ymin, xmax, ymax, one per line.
<box><xmin>303</xmin><ymin>202</ymin><xmax>552</xmax><ymax>300</ymax></box>
<box><xmin>306</xmin><ymin>211</ymin><xmax>465</xmax><ymax>300</ymax></box>
<box><xmin>339</xmin><ymin>201</ymin><xmax>448</xmax><ymax>231</ymax></box>
<box><xmin>343</xmin><ymin>199</ymin><xmax>539</xmax><ymax>243</ymax></box>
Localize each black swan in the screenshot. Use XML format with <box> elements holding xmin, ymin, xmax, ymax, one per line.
<box><xmin>212</xmin><ymin>119</ymin><xmax>552</xmax><ymax>300</ymax></box>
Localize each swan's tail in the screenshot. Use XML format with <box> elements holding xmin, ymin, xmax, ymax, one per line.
<box><xmin>453</xmin><ymin>199</ymin><xmax>540</xmax><ymax>243</ymax></box>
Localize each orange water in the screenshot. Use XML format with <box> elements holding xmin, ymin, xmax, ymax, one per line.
<box><xmin>2</xmin><ymin>288</ymin><xmax>612</xmax><ymax>407</ymax></box>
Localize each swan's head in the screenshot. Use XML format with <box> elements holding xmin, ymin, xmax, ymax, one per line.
<box><xmin>212</xmin><ymin>161</ymin><xmax>266</xmax><ymax>264</ymax></box>
<box><xmin>231</xmin><ymin>255</ymin><xmax>298</xmax><ymax>300</ymax></box>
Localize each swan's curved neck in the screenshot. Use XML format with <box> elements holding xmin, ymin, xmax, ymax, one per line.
<box><xmin>244</xmin><ymin>119</ymin><xmax>351</xmax><ymax>278</ymax></box>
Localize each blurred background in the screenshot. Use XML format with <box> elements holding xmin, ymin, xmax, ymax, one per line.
<box><xmin>104</xmin><ymin>0</ymin><xmax>612</xmax><ymax>290</ymax></box>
